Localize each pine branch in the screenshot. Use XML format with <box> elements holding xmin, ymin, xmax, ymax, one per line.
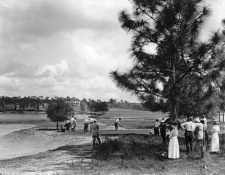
<box><xmin>137</xmin><ymin>5</ymin><xmax>157</xmax><ymax>22</ymax></box>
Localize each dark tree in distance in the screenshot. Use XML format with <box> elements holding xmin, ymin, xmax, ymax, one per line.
<box><xmin>46</xmin><ymin>98</ymin><xmax>73</xmax><ymax>130</ymax></box>
<box><xmin>88</xmin><ymin>100</ymin><xmax>109</xmax><ymax>113</ymax></box>
<box><xmin>111</xmin><ymin>0</ymin><xmax>225</xmax><ymax>119</ymax></box>
<box><xmin>93</xmin><ymin>101</ymin><xmax>109</xmax><ymax>112</ymax></box>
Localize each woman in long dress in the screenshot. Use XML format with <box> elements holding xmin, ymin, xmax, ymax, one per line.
<box><xmin>168</xmin><ymin>124</ymin><xmax>180</xmax><ymax>159</ymax></box>
<box><xmin>210</xmin><ymin>120</ymin><xmax>220</xmax><ymax>153</ymax></box>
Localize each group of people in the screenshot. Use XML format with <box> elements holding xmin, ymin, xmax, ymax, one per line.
<box><xmin>63</xmin><ymin>115</ymin><xmax>102</xmax><ymax>148</ymax></box>
<box><xmin>154</xmin><ymin>116</ymin><xmax>221</xmax><ymax>159</ymax></box>
<box><xmin>63</xmin><ymin>115</ymin><xmax>77</xmax><ymax>132</ymax></box>
<box><xmin>63</xmin><ymin>116</ymin><xmax>97</xmax><ymax>133</ymax></box>
<box><xmin>83</xmin><ymin>117</ymin><xmax>97</xmax><ymax>133</ymax></box>
<box><xmin>63</xmin><ymin>116</ymin><xmax>123</xmax><ymax>148</ymax></box>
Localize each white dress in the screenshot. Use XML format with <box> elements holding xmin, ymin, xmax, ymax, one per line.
<box><xmin>210</xmin><ymin>125</ymin><xmax>220</xmax><ymax>152</ymax></box>
<box><xmin>168</xmin><ymin>127</ymin><xmax>179</xmax><ymax>159</ymax></box>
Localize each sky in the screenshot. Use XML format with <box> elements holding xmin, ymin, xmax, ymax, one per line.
<box><xmin>0</xmin><ymin>0</ymin><xmax>225</xmax><ymax>102</ymax></box>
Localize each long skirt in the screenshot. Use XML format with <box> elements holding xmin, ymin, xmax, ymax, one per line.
<box><xmin>168</xmin><ymin>137</ymin><xmax>180</xmax><ymax>159</ymax></box>
<box><xmin>210</xmin><ymin>133</ymin><xmax>219</xmax><ymax>152</ymax></box>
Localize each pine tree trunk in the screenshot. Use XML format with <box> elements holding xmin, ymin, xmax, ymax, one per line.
<box><xmin>170</xmin><ymin>58</ymin><xmax>177</xmax><ymax>120</ymax></box>
<box><xmin>170</xmin><ymin>97</ymin><xmax>177</xmax><ymax>120</ymax></box>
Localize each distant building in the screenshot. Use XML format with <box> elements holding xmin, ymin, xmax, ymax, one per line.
<box><xmin>64</xmin><ymin>97</ymin><xmax>80</xmax><ymax>112</ymax></box>
<box><xmin>70</xmin><ymin>97</ymin><xmax>80</xmax><ymax>107</ymax></box>
<box><xmin>3</xmin><ymin>104</ymin><xmax>15</xmax><ymax>111</ymax></box>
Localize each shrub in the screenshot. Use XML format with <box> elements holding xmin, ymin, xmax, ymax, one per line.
<box><xmin>94</xmin><ymin>139</ymin><xmax>123</xmax><ymax>160</ymax></box>
<box><xmin>94</xmin><ymin>135</ymin><xmax>165</xmax><ymax>161</ymax></box>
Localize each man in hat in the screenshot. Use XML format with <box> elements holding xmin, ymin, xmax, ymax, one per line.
<box><xmin>200</xmin><ymin>118</ymin><xmax>208</xmax><ymax>150</ymax></box>
<box><xmin>202</xmin><ymin>115</ymin><xmax>207</xmax><ymax>125</ymax></box>
<box><xmin>195</xmin><ymin>117</ymin><xmax>205</xmax><ymax>158</ymax></box>
<box><xmin>181</xmin><ymin>117</ymin><xmax>196</xmax><ymax>153</ymax></box>
<box><xmin>70</xmin><ymin>116</ymin><xmax>77</xmax><ymax>132</ymax></box>
<box><xmin>84</xmin><ymin>117</ymin><xmax>90</xmax><ymax>133</ymax></box>
<box><xmin>91</xmin><ymin>120</ymin><xmax>101</xmax><ymax>148</ymax></box>
<box><xmin>154</xmin><ymin>119</ymin><xmax>160</xmax><ymax>136</ymax></box>
<box><xmin>160</xmin><ymin>118</ymin><xmax>167</xmax><ymax>145</ymax></box>
<box><xmin>115</xmin><ymin>118</ymin><xmax>122</xmax><ymax>131</ymax></box>
<box><xmin>89</xmin><ymin>118</ymin><xmax>95</xmax><ymax>133</ymax></box>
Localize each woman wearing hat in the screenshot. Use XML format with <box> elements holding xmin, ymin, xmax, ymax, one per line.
<box><xmin>168</xmin><ymin>122</ymin><xmax>180</xmax><ymax>159</ymax></box>
<box><xmin>210</xmin><ymin>120</ymin><xmax>220</xmax><ymax>153</ymax></box>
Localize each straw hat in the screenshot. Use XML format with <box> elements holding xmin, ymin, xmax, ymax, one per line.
<box><xmin>195</xmin><ymin>118</ymin><xmax>200</xmax><ymax>123</ymax></box>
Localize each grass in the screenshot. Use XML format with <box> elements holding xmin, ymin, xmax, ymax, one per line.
<box><xmin>98</xmin><ymin>108</ymin><xmax>168</xmax><ymax>129</ymax></box>
<box><xmin>105</xmin><ymin>108</ymin><xmax>166</xmax><ymax>119</ymax></box>
<box><xmin>90</xmin><ymin>132</ymin><xmax>225</xmax><ymax>175</ymax></box>
<box><xmin>93</xmin><ymin>135</ymin><xmax>169</xmax><ymax>173</ymax></box>
<box><xmin>88</xmin><ymin>109</ymin><xmax>225</xmax><ymax>174</ymax></box>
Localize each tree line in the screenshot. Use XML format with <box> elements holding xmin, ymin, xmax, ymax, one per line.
<box><xmin>0</xmin><ymin>96</ymin><xmax>48</xmax><ymax>112</ymax></box>
<box><xmin>0</xmin><ymin>96</ymin><xmax>143</xmax><ymax>113</ymax></box>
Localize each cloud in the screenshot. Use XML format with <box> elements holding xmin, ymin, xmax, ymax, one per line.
<box><xmin>0</xmin><ymin>60</ymin><xmax>68</xmax><ymax>80</ymax></box>
<box><xmin>200</xmin><ymin>0</ymin><xmax>225</xmax><ymax>40</ymax></box>
<box><xmin>1</xmin><ymin>0</ymin><xmax>223</xmax><ymax>103</ymax></box>
<box><xmin>38</xmin><ymin>60</ymin><xmax>69</xmax><ymax>81</ymax></box>
<box><xmin>0</xmin><ymin>0</ymin><xmax>129</xmax><ymax>41</ymax></box>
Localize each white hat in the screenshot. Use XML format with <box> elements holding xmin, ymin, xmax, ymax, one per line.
<box><xmin>195</xmin><ymin>118</ymin><xmax>200</xmax><ymax>123</ymax></box>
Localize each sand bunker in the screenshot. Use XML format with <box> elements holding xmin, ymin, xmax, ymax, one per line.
<box><xmin>0</xmin><ymin>128</ymin><xmax>92</xmax><ymax>160</ymax></box>
<box><xmin>0</xmin><ymin>124</ymin><xmax>35</xmax><ymax>137</ymax></box>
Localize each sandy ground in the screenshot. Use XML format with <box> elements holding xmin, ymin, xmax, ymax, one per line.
<box><xmin>0</xmin><ymin>128</ymin><xmax>92</xmax><ymax>160</ymax></box>
<box><xmin>0</xmin><ymin>130</ymin><xmax>93</xmax><ymax>175</ymax></box>
<box><xmin>0</xmin><ymin>113</ymin><xmax>90</xmax><ymax>174</ymax></box>
<box><xmin>0</xmin><ymin>113</ymin><xmax>130</xmax><ymax>174</ymax></box>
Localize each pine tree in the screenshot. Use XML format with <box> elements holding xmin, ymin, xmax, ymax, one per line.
<box><xmin>111</xmin><ymin>0</ymin><xmax>225</xmax><ymax>119</ymax></box>
<box><xmin>46</xmin><ymin>98</ymin><xmax>73</xmax><ymax>130</ymax></box>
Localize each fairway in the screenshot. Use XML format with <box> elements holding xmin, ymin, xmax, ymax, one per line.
<box><xmin>99</xmin><ymin>108</ymin><xmax>168</xmax><ymax>129</ymax></box>
<box><xmin>99</xmin><ymin>129</ymin><xmax>151</xmax><ymax>136</ymax></box>
<box><xmin>105</xmin><ymin>108</ymin><xmax>167</xmax><ymax>120</ymax></box>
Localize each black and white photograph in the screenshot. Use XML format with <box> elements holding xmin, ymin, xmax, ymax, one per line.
<box><xmin>1</xmin><ymin>0</ymin><xmax>225</xmax><ymax>174</ymax></box>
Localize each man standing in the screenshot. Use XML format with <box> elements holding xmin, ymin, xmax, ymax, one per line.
<box><xmin>91</xmin><ymin>120</ymin><xmax>101</xmax><ymax>148</ymax></box>
<box><xmin>89</xmin><ymin>118</ymin><xmax>95</xmax><ymax>133</ymax></box>
<box><xmin>201</xmin><ymin>119</ymin><xmax>208</xmax><ymax>149</ymax></box>
<box><xmin>154</xmin><ymin>119</ymin><xmax>160</xmax><ymax>136</ymax></box>
<box><xmin>84</xmin><ymin>117</ymin><xmax>90</xmax><ymax>133</ymax></box>
<box><xmin>160</xmin><ymin>119</ymin><xmax>167</xmax><ymax>145</ymax></box>
<box><xmin>70</xmin><ymin>116</ymin><xmax>77</xmax><ymax>132</ymax></box>
<box><xmin>114</xmin><ymin>118</ymin><xmax>121</xmax><ymax>131</ymax></box>
<box><xmin>181</xmin><ymin>117</ymin><xmax>196</xmax><ymax>153</ymax></box>
<box><xmin>195</xmin><ymin>118</ymin><xmax>205</xmax><ymax>158</ymax></box>
<box><xmin>202</xmin><ymin>115</ymin><xmax>207</xmax><ymax>125</ymax></box>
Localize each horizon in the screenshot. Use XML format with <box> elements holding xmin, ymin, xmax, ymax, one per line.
<box><xmin>0</xmin><ymin>95</ymin><xmax>141</xmax><ymax>103</ymax></box>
